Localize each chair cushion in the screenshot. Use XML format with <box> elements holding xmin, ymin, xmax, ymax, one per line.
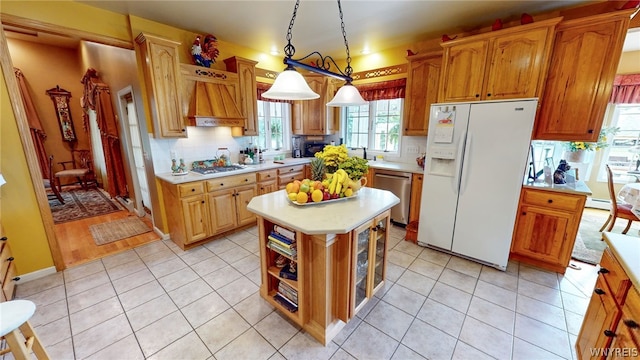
<box><xmin>617</xmin><ymin>203</ymin><xmax>636</xmax><ymax>216</ymax></box>
<box><xmin>55</xmin><ymin>169</ymin><xmax>89</xmax><ymax>177</ymax></box>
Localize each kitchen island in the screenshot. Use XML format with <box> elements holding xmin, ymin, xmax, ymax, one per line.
<box><xmin>247</xmin><ymin>187</ymin><xmax>399</xmax><ymax>345</ymax></box>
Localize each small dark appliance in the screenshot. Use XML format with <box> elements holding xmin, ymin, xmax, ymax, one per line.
<box><xmin>292</xmin><ymin>136</ymin><xmax>302</xmax><ymax>158</ymax></box>
<box><xmin>304</xmin><ymin>142</ymin><xmax>328</xmax><ymax>157</ymax></box>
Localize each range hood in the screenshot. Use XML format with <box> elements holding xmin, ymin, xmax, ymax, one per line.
<box><xmin>188</xmin><ymin>81</ymin><xmax>245</xmax><ymax>127</ymax></box>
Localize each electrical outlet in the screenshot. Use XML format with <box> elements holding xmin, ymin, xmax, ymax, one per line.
<box><xmin>407</xmin><ymin>146</ymin><xmax>419</xmax><ymax>154</ymax></box>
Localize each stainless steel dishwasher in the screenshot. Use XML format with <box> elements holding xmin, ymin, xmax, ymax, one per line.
<box><xmin>374</xmin><ymin>169</ymin><xmax>412</xmax><ymax>226</ymax></box>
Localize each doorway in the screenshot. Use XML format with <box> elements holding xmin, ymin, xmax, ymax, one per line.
<box><xmin>1</xmin><ymin>22</ymin><xmax>160</xmax><ymax>269</ymax></box>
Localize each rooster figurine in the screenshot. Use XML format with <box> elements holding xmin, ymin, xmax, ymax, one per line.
<box><xmin>406</xmin><ymin>49</ymin><xmax>416</xmax><ymax>56</ymax></box>
<box><xmin>191</xmin><ymin>36</ymin><xmax>206</xmax><ymax>67</ymax></box>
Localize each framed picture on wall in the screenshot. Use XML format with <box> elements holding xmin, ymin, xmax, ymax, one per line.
<box><xmin>46</xmin><ymin>85</ymin><xmax>77</xmax><ymax>142</ymax></box>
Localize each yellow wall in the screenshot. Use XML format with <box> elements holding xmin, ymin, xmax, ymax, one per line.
<box><xmin>0</xmin><ymin>64</ymin><xmax>54</xmax><ymax>274</ymax></box>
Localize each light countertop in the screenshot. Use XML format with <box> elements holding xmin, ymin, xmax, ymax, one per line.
<box><xmin>602</xmin><ymin>232</ymin><xmax>640</xmax><ymax>289</ymax></box>
<box><xmin>156</xmin><ymin>158</ymin><xmax>311</xmax><ymax>184</ymax></box>
<box><xmin>247</xmin><ymin>187</ymin><xmax>400</xmax><ymax>235</ymax></box>
<box><xmin>522</xmin><ymin>180</ymin><xmax>593</xmax><ymax>196</ymax></box>
<box><xmin>368</xmin><ymin>161</ymin><xmax>424</xmax><ymax>174</ymax></box>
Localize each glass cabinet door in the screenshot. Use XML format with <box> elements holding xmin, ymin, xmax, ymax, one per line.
<box><xmin>371</xmin><ymin>214</ymin><xmax>388</xmax><ymax>292</ymax></box>
<box><xmin>353</xmin><ymin>222</ymin><xmax>371</xmax><ymax>311</ymax></box>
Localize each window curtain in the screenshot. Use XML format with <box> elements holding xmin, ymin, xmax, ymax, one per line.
<box><xmin>610</xmin><ymin>73</ymin><xmax>640</xmax><ymax>104</ymax></box>
<box><xmin>256</xmin><ymin>82</ymin><xmax>293</xmax><ymax>103</ymax></box>
<box><xmin>355</xmin><ymin>78</ymin><xmax>406</xmax><ymax>101</ymax></box>
<box><xmin>14</xmin><ymin>68</ymin><xmax>49</xmax><ymax>178</ymax></box>
<box><xmin>80</xmin><ymin>68</ymin><xmax>128</xmax><ymax>198</ymax></box>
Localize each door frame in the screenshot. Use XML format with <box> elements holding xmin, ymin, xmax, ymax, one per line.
<box><xmin>0</xmin><ymin>14</ymin><xmax>134</xmax><ymax>271</ymax></box>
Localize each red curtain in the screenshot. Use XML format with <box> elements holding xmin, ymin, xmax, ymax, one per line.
<box><xmin>355</xmin><ymin>78</ymin><xmax>406</xmax><ymax>101</ymax></box>
<box><xmin>14</xmin><ymin>68</ymin><xmax>49</xmax><ymax>178</ymax></box>
<box><xmin>80</xmin><ymin>68</ymin><xmax>128</xmax><ymax>198</ymax></box>
<box><xmin>610</xmin><ymin>73</ymin><xmax>640</xmax><ymax>104</ymax></box>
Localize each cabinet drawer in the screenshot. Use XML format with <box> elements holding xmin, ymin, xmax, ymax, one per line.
<box><xmin>521</xmin><ymin>189</ymin><xmax>582</xmax><ymax>211</ymax></box>
<box><xmin>278</xmin><ymin>165</ymin><xmax>304</xmax><ymax>175</ymax></box>
<box><xmin>620</xmin><ymin>287</ymin><xmax>640</xmax><ymax>344</ymax></box>
<box><xmin>257</xmin><ymin>169</ymin><xmax>277</xmax><ymax>182</ymax></box>
<box><xmin>278</xmin><ymin>172</ymin><xmax>304</xmax><ymax>186</ymax></box>
<box><xmin>600</xmin><ymin>248</ymin><xmax>632</xmax><ymax>305</ymax></box>
<box><xmin>0</xmin><ymin>242</ymin><xmax>13</xmax><ymax>280</ymax></box>
<box><xmin>178</xmin><ymin>182</ymin><xmax>204</xmax><ymax>198</ymax></box>
<box><xmin>206</xmin><ymin>173</ymin><xmax>257</xmax><ymax>192</ymax></box>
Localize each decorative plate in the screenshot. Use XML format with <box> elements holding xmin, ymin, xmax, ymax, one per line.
<box><xmin>287</xmin><ymin>192</ymin><xmax>358</xmax><ymax>206</ymax></box>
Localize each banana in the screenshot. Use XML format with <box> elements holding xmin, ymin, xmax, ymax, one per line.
<box><xmin>335</xmin><ymin>175</ymin><xmax>343</xmax><ymax>194</ymax></box>
<box><xmin>328</xmin><ymin>173</ymin><xmax>338</xmax><ymax>194</ymax></box>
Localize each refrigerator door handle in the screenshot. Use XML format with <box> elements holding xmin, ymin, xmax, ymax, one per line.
<box><xmin>460</xmin><ymin>133</ymin><xmax>472</xmax><ymax>195</ymax></box>
<box><xmin>453</xmin><ymin>133</ymin><xmax>467</xmax><ymax>194</ymax></box>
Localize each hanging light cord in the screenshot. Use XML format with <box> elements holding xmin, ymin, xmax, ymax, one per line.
<box><xmin>281</xmin><ymin>0</ymin><xmax>353</xmax><ymax>81</ymax></box>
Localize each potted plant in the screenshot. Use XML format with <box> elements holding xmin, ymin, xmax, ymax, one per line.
<box><xmin>565</xmin><ymin>126</ymin><xmax>619</xmax><ymax>162</ymax></box>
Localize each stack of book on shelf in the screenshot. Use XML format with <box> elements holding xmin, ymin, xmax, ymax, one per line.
<box><xmin>267</xmin><ymin>226</ymin><xmax>297</xmax><ymax>259</ymax></box>
<box><xmin>274</xmin><ymin>281</ymin><xmax>298</xmax><ymax>312</ymax></box>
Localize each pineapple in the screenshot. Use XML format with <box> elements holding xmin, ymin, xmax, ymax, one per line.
<box><xmin>310</xmin><ymin>157</ymin><xmax>326</xmax><ymax>181</ymax></box>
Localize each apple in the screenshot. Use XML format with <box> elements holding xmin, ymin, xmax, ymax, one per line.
<box><xmin>331</xmin><ymin>193</ymin><xmax>339</xmax><ymax>199</ymax></box>
<box><xmin>323</xmin><ymin>191</ymin><xmax>331</xmax><ymax>201</ymax></box>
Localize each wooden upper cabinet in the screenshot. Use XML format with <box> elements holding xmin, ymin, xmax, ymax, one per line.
<box><xmin>292</xmin><ymin>75</ymin><xmax>338</xmax><ymax>135</ymax></box>
<box><xmin>534</xmin><ymin>10</ymin><xmax>634</xmax><ymax>141</ymax></box>
<box><xmin>135</xmin><ymin>33</ymin><xmax>186</xmax><ymax>138</ymax></box>
<box><xmin>224</xmin><ymin>56</ymin><xmax>259</xmax><ymax>136</ymax></box>
<box><xmin>439</xmin><ymin>39</ymin><xmax>489</xmax><ymax>102</ymax></box>
<box><xmin>403</xmin><ymin>51</ymin><xmax>442</xmax><ymax>136</ymax></box>
<box><xmin>438</xmin><ymin>17</ymin><xmax>561</xmax><ymax>103</ymax></box>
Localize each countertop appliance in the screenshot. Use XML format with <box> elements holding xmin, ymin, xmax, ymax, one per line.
<box><xmin>374</xmin><ymin>169</ymin><xmax>412</xmax><ymax>225</ymax></box>
<box><xmin>304</xmin><ymin>142</ymin><xmax>328</xmax><ymax>157</ymax></box>
<box><xmin>417</xmin><ymin>99</ymin><xmax>537</xmax><ymax>270</ymax></box>
<box><xmin>292</xmin><ymin>136</ymin><xmax>302</xmax><ymax>158</ymax></box>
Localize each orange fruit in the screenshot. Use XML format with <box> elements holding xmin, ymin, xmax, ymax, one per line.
<box><xmin>285</xmin><ymin>182</ymin><xmax>294</xmax><ymax>194</ymax></box>
<box><xmin>296</xmin><ymin>192</ymin><xmax>308</xmax><ymax>204</ymax></box>
<box><xmin>311</xmin><ymin>189</ymin><xmax>323</xmax><ymax>202</ymax></box>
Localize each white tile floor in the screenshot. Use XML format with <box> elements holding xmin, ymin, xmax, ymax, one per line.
<box><xmin>9</xmin><ymin>224</ymin><xmax>599</xmax><ymax>360</ymax></box>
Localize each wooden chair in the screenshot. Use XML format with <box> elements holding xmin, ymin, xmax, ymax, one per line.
<box><xmin>54</xmin><ymin>149</ymin><xmax>97</xmax><ymax>191</ymax></box>
<box><xmin>44</xmin><ymin>155</ymin><xmax>64</xmax><ymax>204</ymax></box>
<box><xmin>0</xmin><ymin>300</ymin><xmax>51</xmax><ymax>359</ymax></box>
<box><xmin>599</xmin><ymin>164</ymin><xmax>639</xmax><ymax>234</ymax></box>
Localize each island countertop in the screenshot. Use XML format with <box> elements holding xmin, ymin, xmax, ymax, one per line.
<box><xmin>247</xmin><ymin>187</ymin><xmax>400</xmax><ymax>235</ymax></box>
<box><xmin>602</xmin><ymin>232</ymin><xmax>640</xmax><ymax>289</ymax></box>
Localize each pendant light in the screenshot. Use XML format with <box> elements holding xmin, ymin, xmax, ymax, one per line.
<box><xmin>262</xmin><ymin>0</ymin><xmax>367</xmax><ymax>107</ymax></box>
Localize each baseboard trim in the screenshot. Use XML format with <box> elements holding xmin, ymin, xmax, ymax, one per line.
<box><xmin>17</xmin><ymin>266</ymin><xmax>57</xmax><ymax>283</ymax></box>
<box><xmin>153</xmin><ymin>226</ymin><xmax>170</xmax><ymax>240</ymax></box>
<box><xmin>586</xmin><ymin>197</ymin><xmax>610</xmax><ymax>210</ymax></box>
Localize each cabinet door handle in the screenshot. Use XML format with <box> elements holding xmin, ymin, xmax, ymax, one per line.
<box><xmin>623</xmin><ymin>319</ymin><xmax>639</xmax><ymax>329</ymax></box>
<box><xmin>588</xmin><ymin>129</ymin><xmax>594</xmax><ymax>134</ymax></box>
<box><xmin>191</xmin><ymin>188</ymin><xmax>195</xmax><ymax>192</ymax></box>
<box><xmin>220</xmin><ymin>183</ymin><xmax>224</xmax><ymax>186</ymax></box>
<box><xmin>475</xmin><ymin>94</ymin><xmax>480</xmax><ymax>98</ymax></box>
<box><xmin>598</xmin><ymin>267</ymin><xmax>609</xmax><ymax>274</ymax></box>
<box><xmin>521</xmin><ymin>211</ymin><xmax>527</xmax><ymax>215</ymax></box>
<box><xmin>594</xmin><ymin>288</ymin><xmax>606</xmax><ymax>295</ymax></box>
<box><xmin>486</xmin><ymin>93</ymin><xmax>492</xmax><ymax>97</ymax></box>
<box><xmin>245</xmin><ymin>179</ymin><xmax>249</xmax><ymax>182</ymax></box>
<box><xmin>603</xmin><ymin>330</ymin><xmax>616</xmax><ymax>337</ymax></box>
<box><xmin>547</xmin><ymin>199</ymin><xmax>553</xmax><ymax>203</ymax></box>
<box><xmin>201</xmin><ymin>200</ymin><xmax>205</xmax><ymax>204</ymax></box>
<box><xmin>6</xmin><ymin>257</ymin><xmax>14</xmax><ymax>262</ymax></box>
<box><xmin>0</xmin><ymin>237</ymin><xmax>7</xmax><ymax>241</ymax></box>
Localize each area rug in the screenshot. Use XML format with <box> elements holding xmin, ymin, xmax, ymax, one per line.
<box><xmin>89</xmin><ymin>217</ymin><xmax>152</xmax><ymax>245</ymax></box>
<box><xmin>48</xmin><ymin>187</ymin><xmax>123</xmax><ymax>224</ymax></box>
<box><xmin>572</xmin><ymin>208</ymin><xmax>640</xmax><ymax>264</ymax></box>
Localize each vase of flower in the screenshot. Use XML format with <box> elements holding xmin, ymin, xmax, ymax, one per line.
<box><xmin>565</xmin><ymin>150</ymin><xmax>587</xmax><ymax>163</ymax></box>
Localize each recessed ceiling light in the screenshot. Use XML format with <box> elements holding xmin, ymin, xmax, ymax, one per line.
<box><xmin>270</xmin><ymin>46</ymin><xmax>280</xmax><ymax>56</ymax></box>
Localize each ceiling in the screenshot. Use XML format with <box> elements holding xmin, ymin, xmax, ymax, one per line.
<box><xmin>5</xmin><ymin>1</ymin><xmax>639</xmax><ymax>56</ymax></box>
<box><xmin>71</xmin><ymin>0</ymin><xmax>613</xmax><ymax>58</ymax></box>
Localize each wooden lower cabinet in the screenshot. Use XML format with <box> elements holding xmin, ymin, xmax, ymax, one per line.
<box><xmin>161</xmin><ymin>173</ymin><xmax>257</xmax><ymax>249</ymax></box>
<box><xmin>257</xmin><ymin>169</ymin><xmax>278</xmax><ymax>195</ymax></box>
<box><xmin>257</xmin><ymin>209</ymin><xmax>390</xmax><ymax>344</ymax></box>
<box><xmin>576</xmin><ymin>247</ymin><xmax>637</xmax><ymax>360</ymax></box>
<box><xmin>409</xmin><ymin>173</ymin><xmax>423</xmax><ymax>224</ymax></box>
<box><xmin>277</xmin><ymin>165</ymin><xmax>305</xmax><ymax>189</ymax></box>
<box><xmin>510</xmin><ymin>188</ymin><xmax>586</xmax><ymax>273</ymax></box>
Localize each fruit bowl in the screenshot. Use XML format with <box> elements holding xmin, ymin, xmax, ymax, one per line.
<box><xmin>286</xmin><ymin>191</ymin><xmax>358</xmax><ymax>206</ymax></box>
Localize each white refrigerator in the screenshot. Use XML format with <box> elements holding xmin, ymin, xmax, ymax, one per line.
<box><xmin>417</xmin><ymin>99</ymin><xmax>537</xmax><ymax>270</ymax></box>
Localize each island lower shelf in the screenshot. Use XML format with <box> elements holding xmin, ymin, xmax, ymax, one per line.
<box><xmin>256</xmin><ymin>209</ymin><xmax>391</xmax><ymax>345</ymax></box>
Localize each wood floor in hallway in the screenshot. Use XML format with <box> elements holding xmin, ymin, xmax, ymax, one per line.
<box><xmin>54</xmin><ymin>209</ymin><xmax>161</xmax><ymax>268</ymax></box>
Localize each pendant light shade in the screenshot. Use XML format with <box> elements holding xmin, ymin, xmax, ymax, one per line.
<box><xmin>262</xmin><ymin>68</ymin><xmax>320</xmax><ymax>100</ymax></box>
<box><xmin>327</xmin><ymin>83</ymin><xmax>367</xmax><ymax>107</ymax></box>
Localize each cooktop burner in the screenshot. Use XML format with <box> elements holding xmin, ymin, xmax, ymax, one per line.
<box><xmin>190</xmin><ymin>165</ymin><xmax>245</xmax><ymax>175</ymax></box>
